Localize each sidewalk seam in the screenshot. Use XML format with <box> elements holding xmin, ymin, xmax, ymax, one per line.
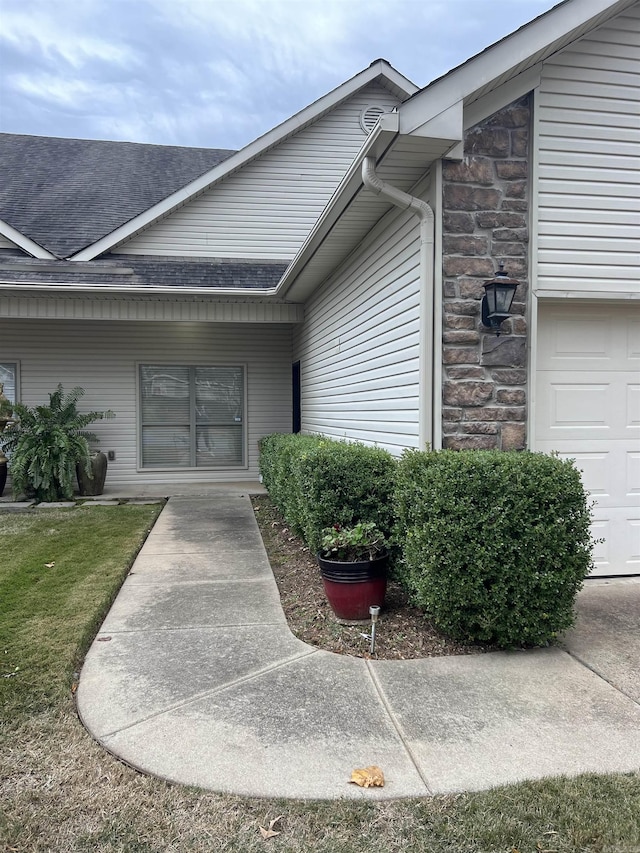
<box><xmin>95</xmin><ymin>620</ymin><xmax>288</xmax><ymax>635</ymax></box>
<box><xmin>365</xmin><ymin>661</ymin><xmax>433</xmax><ymax>795</ymax></box>
<box><xmin>123</xmin><ymin>577</ymin><xmax>275</xmax><ymax>586</ymax></box>
<box><xmin>92</xmin><ymin>647</ymin><xmax>319</xmax><ymax>740</ymax></box>
<box><xmin>564</xmin><ymin>649</ymin><xmax>640</xmax><ymax>708</ymax></box>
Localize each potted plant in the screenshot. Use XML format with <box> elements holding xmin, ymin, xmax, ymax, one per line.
<box><xmin>1</xmin><ymin>384</ymin><xmax>114</xmax><ymax>502</ymax></box>
<box><xmin>316</xmin><ymin>521</ymin><xmax>389</xmax><ymax>620</ymax></box>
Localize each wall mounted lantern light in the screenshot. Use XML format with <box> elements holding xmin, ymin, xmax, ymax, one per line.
<box><xmin>481</xmin><ymin>263</ymin><xmax>519</xmax><ymax>336</ymax></box>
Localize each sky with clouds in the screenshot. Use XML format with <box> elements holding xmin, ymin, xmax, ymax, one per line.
<box><xmin>0</xmin><ymin>0</ymin><xmax>560</xmax><ymax>152</ymax></box>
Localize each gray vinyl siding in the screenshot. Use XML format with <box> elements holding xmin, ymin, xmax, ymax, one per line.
<box><xmin>0</xmin><ymin>235</ymin><xmax>17</xmax><ymax>249</ymax></box>
<box><xmin>536</xmin><ymin>4</ymin><xmax>640</xmax><ymax>295</ymax></box>
<box><xmin>293</xmin><ymin>205</ymin><xmax>422</xmax><ymax>456</ymax></box>
<box><xmin>116</xmin><ymin>82</ymin><xmax>401</xmax><ymax>260</ymax></box>
<box><xmin>0</xmin><ymin>319</ymin><xmax>292</xmax><ymax>483</ymax></box>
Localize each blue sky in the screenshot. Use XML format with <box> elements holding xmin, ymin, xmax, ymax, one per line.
<box><xmin>0</xmin><ymin>0</ymin><xmax>559</xmax><ymax>150</ymax></box>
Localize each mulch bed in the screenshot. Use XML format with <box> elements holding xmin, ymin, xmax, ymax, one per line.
<box><xmin>252</xmin><ymin>496</ymin><xmax>494</xmax><ymax>660</ymax></box>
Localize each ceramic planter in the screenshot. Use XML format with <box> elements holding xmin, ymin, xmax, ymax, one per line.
<box><xmin>316</xmin><ymin>552</ymin><xmax>388</xmax><ymax>620</ymax></box>
<box><xmin>76</xmin><ymin>450</ymin><xmax>108</xmax><ymax>496</ymax></box>
<box><xmin>0</xmin><ymin>392</ymin><xmax>11</xmax><ymax>497</ymax></box>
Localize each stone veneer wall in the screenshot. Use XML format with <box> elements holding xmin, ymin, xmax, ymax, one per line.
<box><xmin>441</xmin><ymin>94</ymin><xmax>531</xmax><ymax>451</ymax></box>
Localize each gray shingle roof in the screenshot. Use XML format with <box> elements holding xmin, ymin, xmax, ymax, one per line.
<box><xmin>0</xmin><ymin>252</ymin><xmax>288</xmax><ymax>290</ymax></box>
<box><xmin>0</xmin><ymin>134</ymin><xmax>235</xmax><ymax>258</ymax></box>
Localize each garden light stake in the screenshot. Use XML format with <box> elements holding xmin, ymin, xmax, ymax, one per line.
<box><xmin>369</xmin><ymin>605</ymin><xmax>380</xmax><ymax>655</ymax></box>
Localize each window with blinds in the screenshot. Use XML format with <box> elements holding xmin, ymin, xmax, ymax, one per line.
<box><xmin>139</xmin><ymin>365</ymin><xmax>245</xmax><ymax>468</ymax></box>
<box><xmin>0</xmin><ymin>363</ymin><xmax>18</xmax><ymax>403</ymax></box>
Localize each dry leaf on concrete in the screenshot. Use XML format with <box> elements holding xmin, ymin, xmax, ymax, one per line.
<box><xmin>259</xmin><ymin>815</ymin><xmax>283</xmax><ymax>839</ymax></box>
<box><xmin>350</xmin><ymin>766</ymin><xmax>385</xmax><ymax>787</ymax></box>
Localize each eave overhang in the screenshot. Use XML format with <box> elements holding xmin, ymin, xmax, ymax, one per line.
<box><xmin>0</xmin><ymin>288</ymin><xmax>304</xmax><ymax>323</ymax></box>
<box><xmin>0</xmin><ymin>280</ymin><xmax>279</xmax><ymax>297</ymax></box>
<box><xmin>277</xmin><ymin>111</ymin><xmax>462</xmax><ymax>303</ymax></box>
<box><xmin>0</xmin><ymin>255</ymin><xmax>290</xmax><ymax>297</ymax></box>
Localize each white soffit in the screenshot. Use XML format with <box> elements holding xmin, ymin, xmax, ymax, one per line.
<box><xmin>0</xmin><ymin>292</ymin><xmax>304</xmax><ymax>323</ymax></box>
<box><xmin>280</xmin><ymin>129</ymin><xmax>451</xmax><ymax>302</ymax></box>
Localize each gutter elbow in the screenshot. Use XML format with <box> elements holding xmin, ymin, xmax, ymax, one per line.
<box><xmin>362</xmin><ymin>156</ymin><xmax>410</xmax><ymax>210</ymax></box>
<box><xmin>362</xmin><ymin>156</ymin><xmax>433</xmax><ymax>226</ymax></box>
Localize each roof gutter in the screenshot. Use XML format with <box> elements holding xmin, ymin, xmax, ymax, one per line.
<box><xmin>0</xmin><ymin>280</ymin><xmax>279</xmax><ymax>298</ymax></box>
<box><xmin>362</xmin><ymin>155</ymin><xmax>435</xmax><ymax>450</ymax></box>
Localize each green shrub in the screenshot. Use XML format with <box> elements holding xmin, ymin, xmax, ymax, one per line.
<box><xmin>259</xmin><ymin>433</ymin><xmax>396</xmax><ymax>553</ymax></box>
<box><xmin>1</xmin><ymin>384</ymin><xmax>114</xmax><ymax>502</ymax></box>
<box><xmin>394</xmin><ymin>449</ymin><xmax>594</xmax><ymax>648</ymax></box>
<box><xmin>258</xmin><ymin>433</ymin><xmax>319</xmax><ymax>533</ymax></box>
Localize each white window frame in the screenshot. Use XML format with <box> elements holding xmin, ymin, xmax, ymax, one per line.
<box><xmin>137</xmin><ymin>363</ymin><xmax>248</xmax><ymax>471</ymax></box>
<box><xmin>0</xmin><ymin>362</ymin><xmax>19</xmax><ymax>404</ymax></box>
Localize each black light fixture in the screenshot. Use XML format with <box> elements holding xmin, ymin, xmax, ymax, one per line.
<box><xmin>481</xmin><ymin>262</ymin><xmax>519</xmax><ymax>336</ymax></box>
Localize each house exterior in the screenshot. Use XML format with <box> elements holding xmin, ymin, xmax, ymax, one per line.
<box><xmin>0</xmin><ymin>61</ymin><xmax>417</xmax><ymax>482</ymax></box>
<box><xmin>1</xmin><ymin>0</ymin><xmax>638</xmax><ymax>576</ymax></box>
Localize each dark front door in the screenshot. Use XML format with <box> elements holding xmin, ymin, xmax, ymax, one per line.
<box><xmin>292</xmin><ymin>361</ymin><xmax>301</xmax><ymax>433</ymax></box>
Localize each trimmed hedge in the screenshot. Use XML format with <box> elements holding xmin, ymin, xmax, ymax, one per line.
<box><xmin>394</xmin><ymin>449</ymin><xmax>594</xmax><ymax>648</ymax></box>
<box><xmin>259</xmin><ymin>433</ymin><xmax>396</xmax><ymax>553</ymax></box>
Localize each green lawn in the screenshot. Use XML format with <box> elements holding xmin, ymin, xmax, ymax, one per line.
<box><xmin>1</xmin><ymin>505</ymin><xmax>638</xmax><ymax>853</ymax></box>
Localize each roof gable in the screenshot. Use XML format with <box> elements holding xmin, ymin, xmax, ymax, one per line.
<box><xmin>0</xmin><ymin>135</ymin><xmax>234</xmax><ymax>258</ymax></box>
<box><xmin>114</xmin><ymin>79</ymin><xmax>406</xmax><ymax>262</ymax></box>
<box><xmin>71</xmin><ymin>61</ymin><xmax>417</xmax><ymax>261</ymax></box>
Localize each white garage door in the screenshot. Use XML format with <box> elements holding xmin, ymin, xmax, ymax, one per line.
<box><xmin>536</xmin><ymin>302</ymin><xmax>640</xmax><ymax>576</ymax></box>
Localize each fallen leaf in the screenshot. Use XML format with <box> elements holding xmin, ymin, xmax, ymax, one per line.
<box><xmin>44</xmin><ymin>562</ymin><xmax>55</xmax><ymax>568</ymax></box>
<box><xmin>2</xmin><ymin>666</ymin><xmax>20</xmax><ymax>679</ymax></box>
<box><xmin>96</xmin><ymin>636</ymin><xmax>112</xmax><ymax>642</ymax></box>
<box><xmin>259</xmin><ymin>827</ymin><xmax>279</xmax><ymax>840</ymax></box>
<box><xmin>259</xmin><ymin>815</ymin><xmax>283</xmax><ymax>839</ymax></box>
<box><xmin>350</xmin><ymin>766</ymin><xmax>384</xmax><ymax>788</ymax></box>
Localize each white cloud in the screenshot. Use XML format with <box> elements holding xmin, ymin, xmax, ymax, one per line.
<box><xmin>8</xmin><ymin>74</ymin><xmax>97</xmax><ymax>108</ymax></box>
<box><xmin>0</xmin><ymin>4</ymin><xmax>138</xmax><ymax>70</ymax></box>
<box><xmin>0</xmin><ymin>0</ymin><xmax>560</xmax><ymax>147</ymax></box>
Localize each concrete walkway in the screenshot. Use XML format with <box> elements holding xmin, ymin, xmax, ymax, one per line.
<box><xmin>77</xmin><ymin>494</ymin><xmax>640</xmax><ymax>800</ymax></box>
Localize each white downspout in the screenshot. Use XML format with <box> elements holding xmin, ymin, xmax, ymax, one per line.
<box><xmin>362</xmin><ymin>156</ymin><xmax>435</xmax><ymax>450</ymax></box>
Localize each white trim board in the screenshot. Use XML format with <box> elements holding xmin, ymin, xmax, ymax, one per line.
<box><xmin>0</xmin><ymin>219</ymin><xmax>56</xmax><ymax>260</ymax></box>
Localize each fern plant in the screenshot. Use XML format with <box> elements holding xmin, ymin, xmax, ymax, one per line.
<box><xmin>1</xmin><ymin>384</ymin><xmax>114</xmax><ymax>501</ymax></box>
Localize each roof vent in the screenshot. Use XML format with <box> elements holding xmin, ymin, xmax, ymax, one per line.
<box><xmin>360</xmin><ymin>105</ymin><xmax>386</xmax><ymax>134</ymax></box>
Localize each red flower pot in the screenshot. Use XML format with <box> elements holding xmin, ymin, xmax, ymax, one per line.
<box><xmin>316</xmin><ymin>552</ymin><xmax>388</xmax><ymax>620</ymax></box>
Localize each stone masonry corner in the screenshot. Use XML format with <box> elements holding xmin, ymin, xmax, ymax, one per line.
<box><xmin>441</xmin><ymin>95</ymin><xmax>530</xmax><ymax>451</ymax></box>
